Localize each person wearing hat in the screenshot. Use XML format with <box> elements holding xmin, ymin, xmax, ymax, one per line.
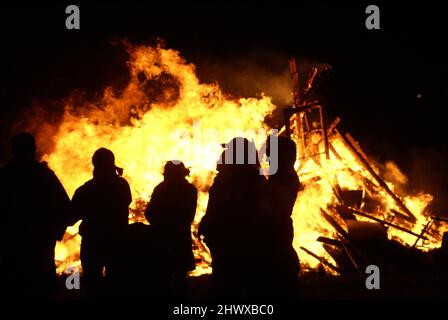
<box><xmin>0</xmin><ymin>132</ymin><xmax>71</xmax><ymax>299</ymax></box>
<box><xmin>145</xmin><ymin>160</ymin><xmax>197</xmax><ymax>299</ymax></box>
<box><xmin>72</xmin><ymin>148</ymin><xmax>132</xmax><ymax>294</ymax></box>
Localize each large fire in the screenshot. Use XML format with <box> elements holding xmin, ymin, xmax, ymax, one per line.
<box><xmin>31</xmin><ymin>43</ymin><xmax>444</xmax><ymax>276</ymax></box>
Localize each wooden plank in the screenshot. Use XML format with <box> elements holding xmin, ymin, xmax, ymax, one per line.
<box><xmin>339</xmin><ymin>240</ymin><xmax>363</xmax><ymax>276</ymax></box>
<box><xmin>317</xmin><ymin>105</ymin><xmax>330</xmax><ymax>160</ymax></box>
<box><xmin>346</xmin><ymin>207</ymin><xmax>427</xmax><ymax>240</ymax></box>
<box><xmin>332</xmin><ymin>184</ymin><xmax>344</xmax><ymax>206</ymax></box>
<box><xmin>320</xmin><ymin>208</ymin><xmax>349</xmax><ymax>239</ymax></box>
<box><xmin>328</xmin><ymin>141</ymin><xmax>342</xmax><ymax>161</ymax></box>
<box><xmin>412</xmin><ymin>219</ymin><xmax>433</xmax><ymax>248</ymax></box>
<box><xmin>327</xmin><ymin>117</ymin><xmax>341</xmax><ymax>136</ymax></box>
<box><xmin>317</xmin><ymin>236</ymin><xmax>343</xmax><ymax>247</ymax></box>
<box><xmin>331</xmin><ymin>204</ymin><xmax>356</xmax><ymax>221</ymax></box>
<box><xmin>347</xmin><ymin>168</ymin><xmax>377</xmax><ymax>194</ymax></box>
<box><xmin>304</xmin><ymin>67</ymin><xmax>318</xmax><ymax>95</ymax></box>
<box><xmin>390</xmin><ymin>209</ymin><xmax>414</xmax><ymax>222</ymax></box>
<box><xmin>289</xmin><ymin>58</ymin><xmax>300</xmax><ymax>106</ymax></box>
<box><xmin>432</xmin><ymin>216</ymin><xmax>448</xmax><ymax>223</ymax></box>
<box><xmin>345</xmin><ymin>133</ymin><xmax>377</xmax><ymax>170</ymax></box>
<box><xmin>323</xmin><ymin>244</ymin><xmax>355</xmax><ymax>274</ymax></box>
<box><xmin>300</xmin><ymin>246</ymin><xmax>341</xmax><ymax>274</ymax></box>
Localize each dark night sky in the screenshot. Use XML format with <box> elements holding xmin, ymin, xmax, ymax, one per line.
<box><xmin>1</xmin><ymin>1</ymin><xmax>447</xmax><ymax>209</ymax></box>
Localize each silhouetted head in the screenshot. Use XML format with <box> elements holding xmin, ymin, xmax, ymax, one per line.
<box><xmin>92</xmin><ymin>148</ymin><xmax>123</xmax><ymax>177</ymax></box>
<box><xmin>267</xmin><ymin>135</ymin><xmax>297</xmax><ymax>169</ymax></box>
<box><xmin>163</xmin><ymin>161</ymin><xmax>190</xmax><ymax>180</ymax></box>
<box><xmin>219</xmin><ymin>137</ymin><xmax>259</xmax><ymax>167</ymax></box>
<box><xmin>12</xmin><ymin>132</ymin><xmax>36</xmax><ymax>161</ymax></box>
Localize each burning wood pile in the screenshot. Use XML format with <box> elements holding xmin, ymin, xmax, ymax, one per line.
<box><xmin>26</xmin><ymin>43</ymin><xmax>444</xmax><ymax>277</ymax></box>
<box><xmin>284</xmin><ymin>59</ymin><xmax>448</xmax><ymax>275</ymax></box>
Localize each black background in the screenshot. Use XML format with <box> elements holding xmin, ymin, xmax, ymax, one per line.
<box><xmin>1</xmin><ymin>1</ymin><xmax>447</xmax><ymax>211</ymax></box>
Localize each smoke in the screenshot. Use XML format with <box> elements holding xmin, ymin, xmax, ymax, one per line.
<box><xmin>9</xmin><ymin>100</ymin><xmax>66</xmax><ymax>161</ymax></box>
<box><xmin>407</xmin><ymin>147</ymin><xmax>448</xmax><ymax>215</ymax></box>
<box><xmin>373</xmin><ymin>148</ymin><xmax>448</xmax><ymax>217</ymax></box>
<box><xmin>194</xmin><ymin>52</ymin><xmax>292</xmax><ymax>106</ymax></box>
<box><xmin>192</xmin><ymin>50</ymin><xmax>331</xmax><ymax>129</ymax></box>
<box><xmin>4</xmin><ymin>42</ymin><xmax>339</xmax><ymax>182</ymax></box>
<box><xmin>382</xmin><ymin>161</ymin><xmax>409</xmax><ymax>193</ymax></box>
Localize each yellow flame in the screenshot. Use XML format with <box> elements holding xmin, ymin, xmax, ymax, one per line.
<box><xmin>38</xmin><ymin>43</ymin><xmax>438</xmax><ymax>276</ymax></box>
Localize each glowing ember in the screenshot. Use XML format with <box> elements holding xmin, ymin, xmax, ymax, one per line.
<box><xmin>28</xmin><ymin>42</ymin><xmax>442</xmax><ymax>276</ymax></box>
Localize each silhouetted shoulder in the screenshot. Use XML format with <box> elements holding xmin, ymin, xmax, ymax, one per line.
<box><xmin>38</xmin><ymin>161</ymin><xmax>52</xmax><ymax>171</ymax></box>
<box><xmin>117</xmin><ymin>176</ymin><xmax>131</xmax><ymax>189</ymax></box>
<box><xmin>37</xmin><ymin>162</ymin><xmax>61</xmax><ymax>180</ymax></box>
<box><xmin>117</xmin><ymin>176</ymin><xmax>132</xmax><ymax>201</ymax></box>
<box><xmin>74</xmin><ymin>178</ymin><xmax>95</xmax><ymax>193</ymax></box>
<box><xmin>186</xmin><ymin>181</ymin><xmax>197</xmax><ymax>194</ymax></box>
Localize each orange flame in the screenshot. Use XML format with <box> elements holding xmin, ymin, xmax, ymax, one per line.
<box><xmin>31</xmin><ymin>43</ymin><xmax>442</xmax><ymax>276</ymax></box>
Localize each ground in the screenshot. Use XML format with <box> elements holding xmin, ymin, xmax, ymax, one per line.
<box><xmin>55</xmin><ymin>272</ymin><xmax>448</xmax><ymax>300</ymax></box>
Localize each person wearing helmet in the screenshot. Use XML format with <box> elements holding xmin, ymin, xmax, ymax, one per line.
<box><xmin>71</xmin><ymin>148</ymin><xmax>132</xmax><ymax>295</ymax></box>
<box><xmin>145</xmin><ymin>160</ymin><xmax>197</xmax><ymax>299</ymax></box>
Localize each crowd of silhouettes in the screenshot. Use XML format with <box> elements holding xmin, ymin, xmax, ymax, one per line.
<box><xmin>199</xmin><ymin>136</ymin><xmax>300</xmax><ymax>299</ymax></box>
<box><xmin>0</xmin><ymin>132</ymin><xmax>302</xmax><ymax>300</ymax></box>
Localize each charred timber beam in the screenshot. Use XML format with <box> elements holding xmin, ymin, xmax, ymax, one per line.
<box><xmin>284</xmin><ymin>101</ymin><xmax>321</xmax><ymax>117</ymax></box>
<box><xmin>390</xmin><ymin>209</ymin><xmax>414</xmax><ymax>223</ymax></box>
<box><xmin>299</xmin><ymin>247</ymin><xmax>342</xmax><ymax>274</ymax></box>
<box><xmin>332</xmin><ymin>182</ymin><xmax>344</xmax><ymax>207</ymax></box>
<box><xmin>431</xmin><ymin>216</ymin><xmax>448</xmax><ymax>223</ymax></box>
<box><xmin>412</xmin><ymin>219</ymin><xmax>433</xmax><ymax>248</ymax></box>
<box><xmin>320</xmin><ymin>208</ymin><xmax>349</xmax><ymax>240</ymax></box>
<box><xmin>317</xmin><ymin>236</ymin><xmax>343</xmax><ymax>248</ymax></box>
<box><xmin>327</xmin><ymin>117</ymin><xmax>341</xmax><ymax>136</ymax></box>
<box><xmin>284</xmin><ymin>103</ymin><xmax>329</xmax><ymax>162</ymax></box>
<box><xmin>321</xmin><ymin>208</ymin><xmax>371</xmax><ymax>273</ymax></box>
<box><xmin>300</xmin><ymin>65</ymin><xmax>332</xmax><ymax>102</ymax></box>
<box><xmin>321</xmin><ymin>106</ymin><xmax>330</xmax><ymax>160</ymax></box>
<box><xmin>328</xmin><ymin>141</ymin><xmax>342</xmax><ymax>161</ymax></box>
<box><xmin>345</xmin><ymin>207</ymin><xmax>428</xmax><ymax>240</ymax></box>
<box><xmin>289</xmin><ymin>58</ymin><xmax>300</xmax><ymax>107</ymax></box>
<box><xmin>339</xmin><ymin>239</ymin><xmax>363</xmax><ymax>276</ymax></box>
<box><xmin>332</xmin><ymin>204</ymin><xmax>357</xmax><ymax>220</ymax></box>
<box><xmin>347</xmin><ymin>168</ymin><xmax>377</xmax><ymax>195</ymax></box>
<box><xmin>301</xmin><ymin>67</ymin><xmax>318</xmax><ymax>99</ymax></box>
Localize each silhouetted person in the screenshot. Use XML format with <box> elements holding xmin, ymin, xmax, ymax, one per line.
<box><xmin>199</xmin><ymin>137</ymin><xmax>265</xmax><ymax>299</ymax></box>
<box><xmin>145</xmin><ymin>161</ymin><xmax>197</xmax><ymax>299</ymax></box>
<box><xmin>256</xmin><ymin>135</ymin><xmax>301</xmax><ymax>299</ymax></box>
<box><xmin>0</xmin><ymin>132</ymin><xmax>71</xmax><ymax>299</ymax></box>
<box><xmin>71</xmin><ymin>148</ymin><xmax>131</xmax><ymax>295</ymax></box>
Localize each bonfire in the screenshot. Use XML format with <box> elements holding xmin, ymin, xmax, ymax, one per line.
<box><xmin>21</xmin><ymin>42</ymin><xmax>445</xmax><ymax>276</ymax></box>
